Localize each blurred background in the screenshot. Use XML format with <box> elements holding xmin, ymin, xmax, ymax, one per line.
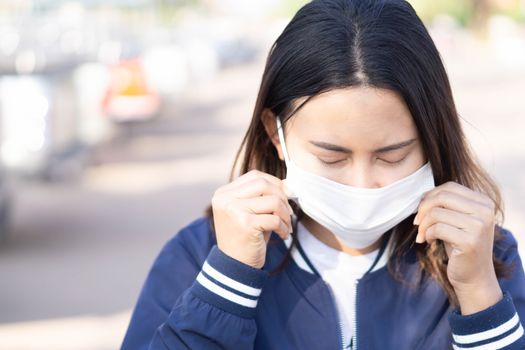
<box><xmin>0</xmin><ymin>0</ymin><xmax>523</xmax><ymax>349</ymax></box>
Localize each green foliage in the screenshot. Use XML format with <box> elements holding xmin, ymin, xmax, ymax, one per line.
<box><xmin>270</xmin><ymin>0</ymin><xmax>525</xmax><ymax>26</ymax></box>
<box><xmin>272</xmin><ymin>0</ymin><xmax>474</xmax><ymax>25</ymax></box>
<box><xmin>495</xmin><ymin>3</ymin><xmax>525</xmax><ymax>23</ymax></box>
<box><xmin>273</xmin><ymin>0</ymin><xmax>310</xmax><ymax>18</ymax></box>
<box><xmin>408</xmin><ymin>0</ymin><xmax>473</xmax><ymax>26</ymax></box>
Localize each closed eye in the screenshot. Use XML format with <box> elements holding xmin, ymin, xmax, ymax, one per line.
<box><xmin>317</xmin><ymin>158</ymin><xmax>347</xmax><ymax>166</ymax></box>
<box><xmin>378</xmin><ymin>156</ymin><xmax>408</xmax><ymax>166</ymax></box>
<box><xmin>318</xmin><ymin>156</ymin><xmax>408</xmax><ymax>166</ymax></box>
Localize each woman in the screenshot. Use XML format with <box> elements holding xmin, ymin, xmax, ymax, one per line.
<box><xmin>121</xmin><ymin>0</ymin><xmax>525</xmax><ymax>349</ymax></box>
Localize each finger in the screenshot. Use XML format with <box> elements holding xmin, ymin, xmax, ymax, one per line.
<box><xmin>233</xmin><ymin>179</ymin><xmax>292</xmax><ymax>215</ymax></box>
<box><xmin>416</xmin><ymin>206</ymin><xmax>478</xmax><ymax>243</ymax></box>
<box><xmin>424</xmin><ymin>222</ymin><xmax>467</xmax><ymax>249</ymax></box>
<box><xmin>251</xmin><ymin>213</ymin><xmax>291</xmax><ymax>241</ymax></box>
<box><xmin>218</xmin><ymin>170</ymin><xmax>285</xmax><ymax>194</ymax></box>
<box><xmin>226</xmin><ymin>177</ymin><xmax>290</xmax><ymax>208</ymax></box>
<box><xmin>422</xmin><ymin>182</ymin><xmax>493</xmax><ymax>210</ymax></box>
<box><xmin>414</xmin><ymin>190</ymin><xmax>491</xmax><ymax>225</ymax></box>
<box><xmin>240</xmin><ymin>195</ymin><xmax>293</xmax><ymax>232</ymax></box>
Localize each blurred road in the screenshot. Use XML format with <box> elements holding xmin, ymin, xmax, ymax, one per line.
<box><xmin>0</xmin><ymin>54</ymin><xmax>262</xmax><ymax>349</ymax></box>
<box><xmin>0</xmin><ymin>29</ymin><xmax>524</xmax><ymax>350</ymax></box>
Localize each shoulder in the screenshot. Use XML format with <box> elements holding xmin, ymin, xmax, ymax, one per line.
<box><xmin>156</xmin><ymin>216</ymin><xmax>216</xmax><ymax>270</ymax></box>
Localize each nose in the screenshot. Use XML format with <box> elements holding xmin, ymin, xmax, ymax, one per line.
<box><xmin>344</xmin><ymin>163</ymin><xmax>381</xmax><ymax>189</ymax></box>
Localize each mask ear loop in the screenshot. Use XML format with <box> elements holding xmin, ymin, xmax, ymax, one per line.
<box><xmin>276</xmin><ymin>116</ymin><xmax>298</xmax><ymax>202</ymax></box>
<box><xmin>276</xmin><ymin>116</ymin><xmax>301</xmax><ymax>237</ymax></box>
<box><xmin>276</xmin><ymin>116</ymin><xmax>291</xmax><ymax>164</ymax></box>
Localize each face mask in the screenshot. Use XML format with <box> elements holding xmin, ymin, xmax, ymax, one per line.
<box><xmin>276</xmin><ymin>116</ymin><xmax>435</xmax><ymax>249</ymax></box>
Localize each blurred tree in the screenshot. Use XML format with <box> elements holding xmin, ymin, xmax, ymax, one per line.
<box><xmin>410</xmin><ymin>0</ymin><xmax>473</xmax><ymax>26</ymax></box>
<box><xmin>470</xmin><ymin>0</ymin><xmax>493</xmax><ymax>36</ymax></box>
<box><xmin>153</xmin><ymin>0</ymin><xmax>201</xmax><ymax>23</ymax></box>
<box><xmin>273</xmin><ymin>0</ymin><xmax>308</xmax><ymax>17</ymax></box>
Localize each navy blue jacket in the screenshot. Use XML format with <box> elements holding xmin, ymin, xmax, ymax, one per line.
<box><xmin>121</xmin><ymin>216</ymin><xmax>525</xmax><ymax>349</ymax></box>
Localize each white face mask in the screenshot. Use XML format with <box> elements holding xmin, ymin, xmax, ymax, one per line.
<box><xmin>276</xmin><ymin>116</ymin><xmax>435</xmax><ymax>249</ymax></box>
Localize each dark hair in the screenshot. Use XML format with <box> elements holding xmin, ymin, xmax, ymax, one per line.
<box><xmin>205</xmin><ymin>0</ymin><xmax>507</xmax><ymax>307</ymax></box>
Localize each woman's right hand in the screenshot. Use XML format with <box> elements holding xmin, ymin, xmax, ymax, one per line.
<box><xmin>211</xmin><ymin>170</ymin><xmax>294</xmax><ymax>269</ymax></box>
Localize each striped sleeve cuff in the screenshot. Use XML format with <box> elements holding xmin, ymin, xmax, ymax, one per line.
<box><xmin>190</xmin><ymin>245</ymin><xmax>268</xmax><ymax>318</ymax></box>
<box><xmin>449</xmin><ymin>291</ymin><xmax>525</xmax><ymax>350</ymax></box>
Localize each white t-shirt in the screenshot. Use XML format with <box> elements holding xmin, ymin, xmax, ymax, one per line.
<box><xmin>296</xmin><ymin>221</ymin><xmax>390</xmax><ymax>349</ymax></box>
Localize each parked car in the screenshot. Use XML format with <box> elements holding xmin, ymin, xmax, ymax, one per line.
<box><xmin>102</xmin><ymin>59</ymin><xmax>161</xmax><ymax>123</ymax></box>
<box><xmin>0</xmin><ymin>73</ymin><xmax>84</xmax><ymax>180</ymax></box>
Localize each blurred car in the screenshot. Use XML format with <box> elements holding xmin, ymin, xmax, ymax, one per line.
<box><xmin>0</xmin><ymin>15</ymin><xmax>100</xmax><ymax>180</ymax></box>
<box><xmin>0</xmin><ymin>75</ymin><xmax>52</xmax><ymax>175</ymax></box>
<box><xmin>102</xmin><ymin>59</ymin><xmax>161</xmax><ymax>123</ymax></box>
<box><xmin>0</xmin><ymin>74</ymin><xmax>84</xmax><ymax>180</ymax></box>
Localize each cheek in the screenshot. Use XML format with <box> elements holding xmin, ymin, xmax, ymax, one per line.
<box><xmin>284</xmin><ymin>133</ymin><xmax>314</xmax><ymax>167</ymax></box>
<box><xmin>371</xmin><ymin>147</ymin><xmax>427</xmax><ymax>186</ymax></box>
<box><xmin>410</xmin><ymin>146</ymin><xmax>427</xmax><ymax>171</ymax></box>
<box><xmin>412</xmin><ymin>144</ymin><xmax>426</xmax><ymax>163</ymax></box>
<box><xmin>384</xmin><ymin>149</ymin><xmax>426</xmax><ymax>182</ymax></box>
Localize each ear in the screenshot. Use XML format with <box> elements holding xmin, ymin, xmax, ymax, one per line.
<box><xmin>260</xmin><ymin>108</ymin><xmax>285</xmax><ymax>161</ymax></box>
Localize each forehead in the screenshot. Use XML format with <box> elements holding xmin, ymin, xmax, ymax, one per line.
<box><xmin>288</xmin><ymin>87</ymin><xmax>416</xmax><ymax>146</ymax></box>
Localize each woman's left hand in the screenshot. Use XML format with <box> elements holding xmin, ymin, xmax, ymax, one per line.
<box><xmin>413</xmin><ymin>181</ymin><xmax>503</xmax><ymax>315</ymax></box>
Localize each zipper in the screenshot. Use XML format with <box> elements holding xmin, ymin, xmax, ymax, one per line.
<box><xmin>347</xmin><ymin>232</ymin><xmax>392</xmax><ymax>349</ymax></box>
<box><xmin>324</xmin><ymin>281</ymin><xmax>345</xmax><ymax>350</ymax></box>
<box><xmin>324</xmin><ymin>278</ymin><xmax>360</xmax><ymax>350</ymax></box>
<box><xmin>352</xmin><ymin>279</ymin><xmax>360</xmax><ymax>350</ymax></box>
<box><xmin>292</xmin><ymin>227</ymin><xmax>392</xmax><ymax>350</ymax></box>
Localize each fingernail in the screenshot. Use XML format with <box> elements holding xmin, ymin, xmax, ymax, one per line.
<box><xmin>415</xmin><ymin>233</ymin><xmax>423</xmax><ymax>244</ymax></box>
<box><xmin>413</xmin><ymin>215</ymin><xmax>420</xmax><ymax>225</ymax></box>
<box><xmin>288</xmin><ymin>203</ymin><xmax>294</xmax><ymax>215</ymax></box>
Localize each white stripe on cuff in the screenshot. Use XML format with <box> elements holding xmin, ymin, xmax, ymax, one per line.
<box><xmin>196</xmin><ymin>272</ymin><xmax>258</xmax><ymax>308</ymax></box>
<box><xmin>202</xmin><ymin>261</ymin><xmax>262</xmax><ymax>297</ymax></box>
<box><xmin>453</xmin><ymin>313</ymin><xmax>520</xmax><ymax>344</ymax></box>
<box><xmin>453</xmin><ymin>324</ymin><xmax>524</xmax><ymax>350</ymax></box>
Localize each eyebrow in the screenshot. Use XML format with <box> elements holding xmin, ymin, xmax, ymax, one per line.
<box><xmin>309</xmin><ymin>138</ymin><xmax>417</xmax><ymax>154</ymax></box>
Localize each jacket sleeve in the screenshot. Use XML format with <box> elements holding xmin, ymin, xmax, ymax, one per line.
<box><xmin>448</xmin><ymin>228</ymin><xmax>525</xmax><ymax>350</ymax></box>
<box><xmin>121</xmin><ymin>221</ymin><xmax>268</xmax><ymax>350</ymax></box>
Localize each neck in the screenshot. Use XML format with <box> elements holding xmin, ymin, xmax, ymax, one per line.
<box><xmin>301</xmin><ymin>215</ymin><xmax>382</xmax><ymax>256</ymax></box>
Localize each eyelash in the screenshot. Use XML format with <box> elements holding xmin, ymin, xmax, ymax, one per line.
<box><xmin>318</xmin><ymin>158</ymin><xmax>346</xmax><ymax>166</ymax></box>
<box><xmin>318</xmin><ymin>157</ymin><xmax>407</xmax><ymax>167</ymax></box>
<box><xmin>381</xmin><ymin>157</ymin><xmax>407</xmax><ymax>166</ymax></box>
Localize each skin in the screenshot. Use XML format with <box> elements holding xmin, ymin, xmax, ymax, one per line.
<box><xmin>263</xmin><ymin>87</ymin><xmax>426</xmax><ymax>255</ymax></box>
<box><xmin>212</xmin><ymin>86</ymin><xmax>502</xmax><ymax>316</ymax></box>
<box><xmin>413</xmin><ymin>182</ymin><xmax>503</xmax><ymax>315</ymax></box>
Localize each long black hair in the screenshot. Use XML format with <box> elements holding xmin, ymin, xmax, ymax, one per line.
<box><xmin>205</xmin><ymin>0</ymin><xmax>507</xmax><ymax>307</ymax></box>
